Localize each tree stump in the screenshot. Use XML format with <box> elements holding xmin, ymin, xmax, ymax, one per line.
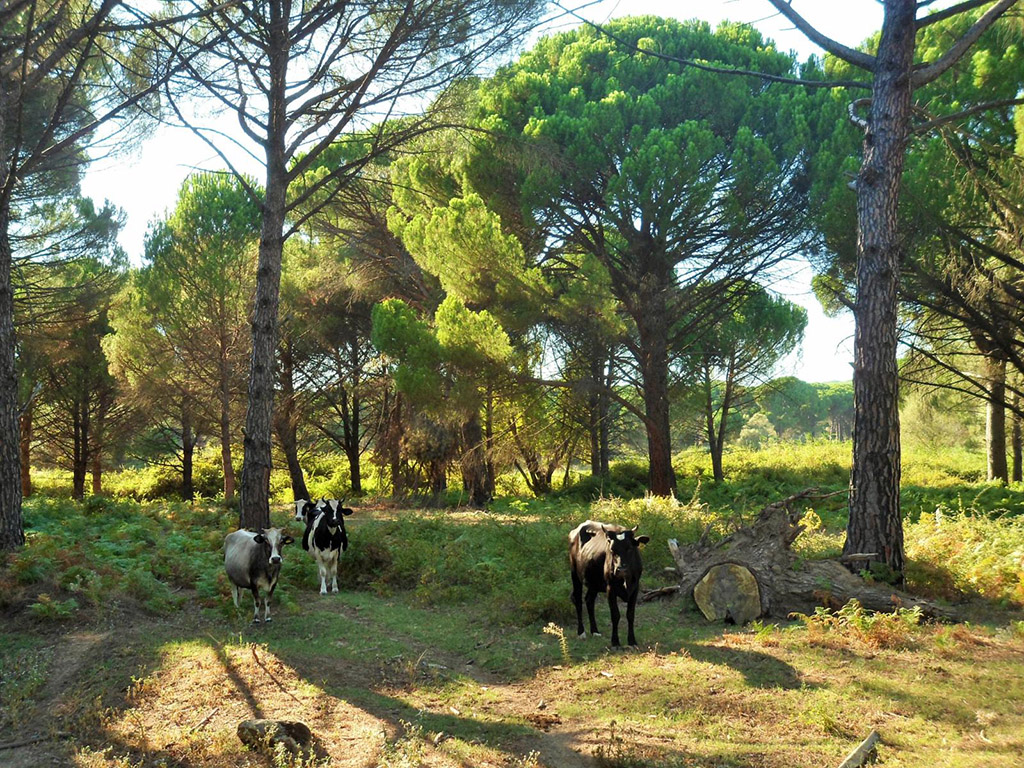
<box><xmin>668</xmin><ymin>490</ymin><xmax>958</xmax><ymax>623</ymax></box>
<box><xmin>693</xmin><ymin>563</ymin><xmax>761</xmax><ymax>624</ymax></box>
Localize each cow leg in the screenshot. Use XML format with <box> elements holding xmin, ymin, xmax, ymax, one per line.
<box><xmin>265</xmin><ymin>583</ymin><xmax>277</xmax><ymax>622</ymax></box>
<box><xmin>250</xmin><ymin>587</ymin><xmax>261</xmax><ymax>623</ymax></box>
<box><xmin>571</xmin><ymin>571</ymin><xmax>585</xmax><ymax>638</ymax></box>
<box><xmin>626</xmin><ymin>592</ymin><xmax>638</xmax><ymax>647</ymax></box>
<box><xmin>585</xmin><ymin>586</ymin><xmax>601</xmax><ymax>637</ymax></box>
<box><xmin>230</xmin><ymin>584</ymin><xmax>240</xmax><ymax>608</ymax></box>
<box><xmin>317</xmin><ymin>557</ymin><xmax>328</xmax><ymax>595</ymax></box>
<box><xmin>608</xmin><ymin>591</ymin><xmax>621</xmax><ymax>647</ymax></box>
<box><xmin>329</xmin><ymin>551</ymin><xmax>339</xmax><ymax>593</ymax></box>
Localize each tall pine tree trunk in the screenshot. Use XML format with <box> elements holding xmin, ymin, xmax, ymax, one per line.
<box><xmin>274</xmin><ymin>337</ymin><xmax>309</xmax><ymax>501</ymax></box>
<box><xmin>461</xmin><ymin>411</ymin><xmax>491</xmax><ymax>507</ymax></box>
<box><xmin>637</xmin><ymin>292</ymin><xmax>676</xmax><ymax>495</ymax></box>
<box><xmin>844</xmin><ymin>1</ymin><xmax>915</xmax><ymax>581</ymax></box>
<box><xmin>983</xmin><ymin>353</ymin><xmax>1008</xmax><ymax>483</ymax></box>
<box><xmin>72</xmin><ymin>400</ymin><xmax>89</xmax><ymax>500</ymax></box>
<box><xmin>220</xmin><ymin>371</ymin><xmax>236</xmax><ymax>502</ymax></box>
<box><xmin>182</xmin><ymin>405</ymin><xmax>196</xmax><ymax>501</ymax></box>
<box><xmin>239</xmin><ymin>37</ymin><xmax>288</xmax><ymax>530</ymax></box>
<box><xmin>1012</xmin><ymin>391</ymin><xmax>1022</xmax><ymax>483</ymax></box>
<box><xmin>0</xmin><ymin>202</ymin><xmax>24</xmax><ymax>552</ymax></box>
<box><xmin>19</xmin><ymin>399</ymin><xmax>32</xmax><ymax>498</ymax></box>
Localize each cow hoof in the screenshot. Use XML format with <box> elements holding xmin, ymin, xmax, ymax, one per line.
<box><xmin>252</xmin><ymin>618</ymin><xmax>261</xmax><ymax>624</ymax></box>
<box><xmin>578</xmin><ymin>632</ymin><xmax>587</xmax><ymax>640</ymax></box>
<box><xmin>265</xmin><ymin>617</ymin><xmax>273</xmax><ymax>623</ymax></box>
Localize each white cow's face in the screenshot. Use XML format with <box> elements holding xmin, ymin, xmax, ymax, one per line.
<box><xmin>254</xmin><ymin>528</ymin><xmax>293</xmax><ymax>564</ymax></box>
<box><xmin>294</xmin><ymin>499</ymin><xmax>316</xmax><ymax>522</ymax></box>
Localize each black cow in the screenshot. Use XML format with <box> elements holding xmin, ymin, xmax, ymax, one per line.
<box><xmin>302</xmin><ymin>498</ymin><xmax>353</xmax><ymax>595</ymax></box>
<box><xmin>224</xmin><ymin>527</ymin><xmax>294</xmax><ymax>623</ymax></box>
<box><xmin>569</xmin><ymin>519</ymin><xmax>649</xmax><ymax>647</ymax></box>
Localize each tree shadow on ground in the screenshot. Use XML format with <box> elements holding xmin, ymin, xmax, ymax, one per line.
<box><xmin>682</xmin><ymin>642</ymin><xmax>808</xmax><ymax>690</ymax></box>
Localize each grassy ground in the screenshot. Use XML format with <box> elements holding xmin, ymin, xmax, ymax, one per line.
<box><xmin>3</xmin><ymin>442</ymin><xmax>1024</xmax><ymax>767</ymax></box>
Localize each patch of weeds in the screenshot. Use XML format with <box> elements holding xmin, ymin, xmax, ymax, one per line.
<box><xmin>0</xmin><ymin>639</ymin><xmax>50</xmax><ymax>728</ymax></box>
<box><xmin>748</xmin><ymin>620</ymin><xmax>781</xmax><ymax>646</ymax></box>
<box><xmin>594</xmin><ymin>720</ymin><xmax>696</xmax><ymax>768</ymax></box>
<box><xmin>379</xmin><ymin>720</ymin><xmax>427</xmax><ymax>768</ymax></box>
<box><xmin>793</xmin><ymin>599</ymin><xmax>923</xmax><ymax>650</ymax></box>
<box><xmin>123</xmin><ymin>568</ymin><xmax>184</xmax><ymax>614</ymax></box>
<box><xmin>543</xmin><ymin>621</ymin><xmax>571</xmax><ymax>665</ymax></box>
<box><xmin>798</xmin><ymin>697</ymin><xmax>846</xmax><ymax>737</ymax></box>
<box><xmin>73</xmin><ymin>745</ymin><xmax>146</xmax><ymax>768</ymax></box>
<box><xmin>28</xmin><ymin>593</ymin><xmax>79</xmax><ymax>620</ymax></box>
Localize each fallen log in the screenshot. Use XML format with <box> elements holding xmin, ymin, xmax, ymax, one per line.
<box><xmin>668</xmin><ymin>490</ymin><xmax>958</xmax><ymax>623</ymax></box>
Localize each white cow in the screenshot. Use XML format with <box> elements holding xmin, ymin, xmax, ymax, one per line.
<box><xmin>224</xmin><ymin>528</ymin><xmax>294</xmax><ymax>623</ymax></box>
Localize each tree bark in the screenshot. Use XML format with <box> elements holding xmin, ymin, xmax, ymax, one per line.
<box><xmin>219</xmin><ymin>339</ymin><xmax>236</xmax><ymax>502</ymax></box>
<box><xmin>274</xmin><ymin>336</ymin><xmax>309</xmax><ymax>501</ymax></box>
<box><xmin>71</xmin><ymin>398</ymin><xmax>89</xmax><ymax>501</ymax></box>
<box><xmin>636</xmin><ymin>288</ymin><xmax>676</xmax><ymax>495</ymax></box>
<box><xmin>239</xmin><ymin>19</ymin><xmax>288</xmax><ymax>531</ymax></box>
<box><xmin>385</xmin><ymin>389</ymin><xmax>405</xmax><ymax>496</ymax></box>
<box><xmin>19</xmin><ymin>400</ymin><xmax>32</xmax><ymax>498</ymax></box>
<box><xmin>0</xmin><ymin>202</ymin><xmax>24</xmax><ymax>552</ymax></box>
<box><xmin>845</xmin><ymin>0</ymin><xmax>915</xmax><ymax>582</ymax></box>
<box><xmin>983</xmin><ymin>353</ymin><xmax>1008</xmax><ymax>483</ymax></box>
<box><xmin>460</xmin><ymin>411</ymin><xmax>491</xmax><ymax>507</ymax></box>
<box><xmin>1012</xmin><ymin>391</ymin><xmax>1022</xmax><ymax>483</ymax></box>
<box><xmin>182</xmin><ymin>406</ymin><xmax>195</xmax><ymax>501</ymax></box>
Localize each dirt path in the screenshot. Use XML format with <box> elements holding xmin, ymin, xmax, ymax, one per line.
<box><xmin>1</xmin><ymin>630</ymin><xmax>112</xmax><ymax>768</ymax></box>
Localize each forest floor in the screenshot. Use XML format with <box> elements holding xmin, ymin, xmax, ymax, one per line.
<box><xmin>2</xmin><ymin>492</ymin><xmax>1024</xmax><ymax>768</ymax></box>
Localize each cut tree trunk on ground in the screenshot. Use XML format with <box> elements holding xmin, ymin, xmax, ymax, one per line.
<box><xmin>668</xmin><ymin>490</ymin><xmax>958</xmax><ymax>622</ymax></box>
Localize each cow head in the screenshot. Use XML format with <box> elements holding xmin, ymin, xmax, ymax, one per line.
<box><xmin>319</xmin><ymin>499</ymin><xmax>354</xmax><ymax>550</ymax></box>
<box><xmin>294</xmin><ymin>499</ymin><xmax>317</xmax><ymax>523</ymax></box>
<box><xmin>602</xmin><ymin>525</ymin><xmax>649</xmax><ymax>585</ymax></box>
<box><xmin>253</xmin><ymin>527</ymin><xmax>295</xmax><ymax>565</ymax></box>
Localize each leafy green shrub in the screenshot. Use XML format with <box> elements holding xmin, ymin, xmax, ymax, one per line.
<box><xmin>556</xmin><ymin>460</ymin><xmax>650</xmax><ymax>502</ymax></box>
<box><xmin>28</xmin><ymin>594</ymin><xmax>80</xmax><ymax>620</ymax></box>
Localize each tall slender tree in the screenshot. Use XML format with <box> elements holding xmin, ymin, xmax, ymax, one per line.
<box><xmin>767</xmin><ymin>0</ymin><xmax>1022</xmax><ymax>579</ymax></box>
<box><xmin>163</xmin><ymin>0</ymin><xmax>545</xmax><ymax>528</ymax></box>
<box><xmin>1</xmin><ymin>0</ymin><xmax>183</xmax><ymax>551</ymax></box>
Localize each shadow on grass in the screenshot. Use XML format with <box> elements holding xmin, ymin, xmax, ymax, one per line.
<box><xmin>682</xmin><ymin>642</ymin><xmax>808</xmax><ymax>690</ymax></box>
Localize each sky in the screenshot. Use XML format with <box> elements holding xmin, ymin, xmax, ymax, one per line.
<box><xmin>78</xmin><ymin>1</ymin><xmax>894</xmax><ymax>384</ymax></box>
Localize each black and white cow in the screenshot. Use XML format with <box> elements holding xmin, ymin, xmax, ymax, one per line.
<box><xmin>224</xmin><ymin>527</ymin><xmax>294</xmax><ymax>623</ymax></box>
<box><xmin>301</xmin><ymin>498</ymin><xmax>353</xmax><ymax>595</ymax></box>
<box><xmin>569</xmin><ymin>519</ymin><xmax>649</xmax><ymax>647</ymax></box>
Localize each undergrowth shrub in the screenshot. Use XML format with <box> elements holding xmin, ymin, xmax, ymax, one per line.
<box><xmin>905</xmin><ymin>507</ymin><xmax>1024</xmax><ymax>606</ymax></box>
<box><xmin>793</xmin><ymin>599</ymin><xmax>923</xmax><ymax>649</ymax></box>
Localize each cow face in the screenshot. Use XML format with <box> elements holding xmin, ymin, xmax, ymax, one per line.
<box><xmin>320</xmin><ymin>499</ymin><xmax>353</xmax><ymax>531</ymax></box>
<box><xmin>294</xmin><ymin>499</ymin><xmax>317</xmax><ymax>523</ymax></box>
<box><xmin>254</xmin><ymin>528</ymin><xmax>294</xmax><ymax>565</ymax></box>
<box><xmin>603</xmin><ymin>526</ymin><xmax>649</xmax><ymax>584</ymax></box>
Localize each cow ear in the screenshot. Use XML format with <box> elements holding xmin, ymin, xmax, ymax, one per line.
<box><xmin>282</xmin><ymin>535</ymin><xmax>295</xmax><ymax>545</ymax></box>
<box><xmin>253</xmin><ymin>532</ymin><xmax>266</xmax><ymax>543</ymax></box>
<box><xmin>636</xmin><ymin>535</ymin><xmax>650</xmax><ymax>546</ymax></box>
<box><xmin>341</xmin><ymin>507</ymin><xmax>353</xmax><ymax>516</ymax></box>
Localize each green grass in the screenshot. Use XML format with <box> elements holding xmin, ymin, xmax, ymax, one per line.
<box><xmin>4</xmin><ymin>443</ymin><xmax>1024</xmax><ymax>766</ymax></box>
